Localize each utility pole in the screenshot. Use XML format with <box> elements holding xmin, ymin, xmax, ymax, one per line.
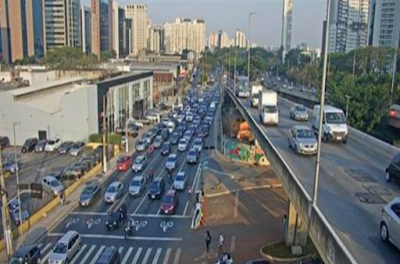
<box><xmin>247</xmin><ymin>12</ymin><xmax>257</xmax><ymax>83</ymax></box>
<box><xmin>13</xmin><ymin>122</ymin><xmax>23</xmax><ymax>236</ymax></box>
<box><xmin>390</xmin><ymin>41</ymin><xmax>398</xmax><ymax>104</ymax></box>
<box><xmin>125</xmin><ymin>102</ymin><xmax>129</xmax><ymax>153</ymax></box>
<box><xmin>313</xmin><ymin>0</ymin><xmax>331</xmax><ymax>207</ymax></box>
<box><xmin>0</xmin><ymin>143</ymin><xmax>13</xmax><ymax>259</ymax></box>
<box><xmin>102</xmin><ymin>96</ymin><xmax>107</xmax><ymax>173</ymax></box>
<box><xmin>234</xmin><ymin>48</ymin><xmax>237</xmax><ymax>91</ymax></box>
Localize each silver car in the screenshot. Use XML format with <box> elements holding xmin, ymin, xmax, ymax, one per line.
<box><xmin>153</xmin><ymin>135</ymin><xmax>163</xmax><ymax>149</ymax></box>
<box><xmin>69</xmin><ymin>142</ymin><xmax>85</xmax><ymax>156</ymax></box>
<box><xmin>165</xmin><ymin>154</ymin><xmax>177</xmax><ymax>171</ymax></box>
<box><xmin>173</xmin><ymin>172</ymin><xmax>187</xmax><ymax>190</ymax></box>
<box><xmin>42</xmin><ymin>176</ymin><xmax>64</xmax><ymax>196</ymax></box>
<box><xmin>290</xmin><ymin>104</ymin><xmax>309</xmax><ymax>121</ymax></box>
<box><xmin>288</xmin><ymin>125</ymin><xmax>317</xmax><ymax>155</ymax></box>
<box><xmin>186</xmin><ymin>149</ymin><xmax>198</xmax><ymax>164</ymax></box>
<box><xmin>193</xmin><ymin>138</ymin><xmax>203</xmax><ymax>152</ymax></box>
<box><xmin>49</xmin><ymin>231</ymin><xmax>81</xmax><ymax>264</ymax></box>
<box><xmin>178</xmin><ymin>138</ymin><xmax>188</xmax><ymax>152</ymax></box>
<box><xmin>135</xmin><ymin>139</ymin><xmax>148</xmax><ymax>152</ymax></box>
<box><xmin>129</xmin><ymin>176</ymin><xmax>146</xmax><ymax>197</ymax></box>
<box><xmin>104</xmin><ymin>181</ymin><xmax>123</xmax><ymax>203</ymax></box>
<box><xmin>380</xmin><ymin>197</ymin><xmax>400</xmax><ymax>250</ymax></box>
<box><xmin>132</xmin><ymin>155</ymin><xmax>148</xmax><ymax>172</ymax></box>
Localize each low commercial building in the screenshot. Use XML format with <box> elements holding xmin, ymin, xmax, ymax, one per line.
<box><xmin>0</xmin><ymin>72</ymin><xmax>153</xmax><ymax>145</ymax></box>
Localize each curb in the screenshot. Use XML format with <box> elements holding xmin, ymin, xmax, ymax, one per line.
<box><xmin>259</xmin><ymin>241</ymin><xmax>315</xmax><ymax>263</ymax></box>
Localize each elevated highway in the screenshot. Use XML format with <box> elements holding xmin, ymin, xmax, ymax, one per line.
<box><xmin>224</xmin><ymin>84</ymin><xmax>400</xmax><ymax>264</ymax></box>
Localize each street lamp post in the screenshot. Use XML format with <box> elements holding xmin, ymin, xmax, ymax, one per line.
<box><xmin>248</xmin><ymin>12</ymin><xmax>257</xmax><ymax>82</ymax></box>
<box><xmin>125</xmin><ymin>102</ymin><xmax>129</xmax><ymax>153</ymax></box>
<box><xmin>313</xmin><ymin>0</ymin><xmax>331</xmax><ymax>206</ymax></box>
<box><xmin>13</xmin><ymin>122</ymin><xmax>23</xmax><ymax>236</ymax></box>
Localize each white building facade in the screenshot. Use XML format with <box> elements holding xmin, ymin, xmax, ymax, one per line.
<box><xmin>370</xmin><ymin>0</ymin><xmax>400</xmax><ymax>48</ymax></box>
<box><xmin>235</xmin><ymin>29</ymin><xmax>247</xmax><ymax>48</ymax></box>
<box><xmin>281</xmin><ymin>0</ymin><xmax>293</xmax><ymax>62</ymax></box>
<box><xmin>125</xmin><ymin>4</ymin><xmax>148</xmax><ymax>56</ymax></box>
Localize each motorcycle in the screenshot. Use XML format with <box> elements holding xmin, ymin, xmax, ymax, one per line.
<box><xmin>146</xmin><ymin>170</ymin><xmax>154</xmax><ymax>183</ymax></box>
<box><xmin>125</xmin><ymin>219</ymin><xmax>134</xmax><ymax>239</ymax></box>
<box><xmin>215</xmin><ymin>253</ymin><xmax>233</xmax><ymax>264</ymax></box>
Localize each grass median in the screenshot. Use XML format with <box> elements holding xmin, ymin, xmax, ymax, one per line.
<box><xmin>261</xmin><ymin>239</ymin><xmax>317</xmax><ymax>259</ymax></box>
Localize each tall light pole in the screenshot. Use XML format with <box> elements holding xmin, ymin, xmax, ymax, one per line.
<box><xmin>390</xmin><ymin>41</ymin><xmax>398</xmax><ymax>104</ymax></box>
<box><xmin>13</xmin><ymin>122</ymin><xmax>23</xmax><ymax>236</ymax></box>
<box><xmin>125</xmin><ymin>102</ymin><xmax>129</xmax><ymax>153</ymax></box>
<box><xmin>248</xmin><ymin>12</ymin><xmax>257</xmax><ymax>82</ymax></box>
<box><xmin>313</xmin><ymin>0</ymin><xmax>331</xmax><ymax>206</ymax></box>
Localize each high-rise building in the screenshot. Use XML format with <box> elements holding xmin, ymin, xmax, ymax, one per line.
<box><xmin>370</xmin><ymin>0</ymin><xmax>400</xmax><ymax>48</ymax></box>
<box><xmin>125</xmin><ymin>4</ymin><xmax>148</xmax><ymax>56</ymax></box>
<box><xmin>219</xmin><ymin>31</ymin><xmax>231</xmax><ymax>49</ymax></box>
<box><xmin>118</xmin><ymin>8</ymin><xmax>126</xmax><ymax>58</ymax></box>
<box><xmin>0</xmin><ymin>0</ymin><xmax>45</xmax><ymax>63</ymax></box>
<box><xmin>43</xmin><ymin>0</ymin><xmax>81</xmax><ymax>51</ymax></box>
<box><xmin>208</xmin><ymin>32</ymin><xmax>219</xmax><ymax>49</ymax></box>
<box><xmin>235</xmin><ymin>29</ymin><xmax>247</xmax><ymax>48</ymax></box>
<box><xmin>164</xmin><ymin>18</ymin><xmax>205</xmax><ymax>54</ymax></box>
<box><xmin>281</xmin><ymin>0</ymin><xmax>293</xmax><ymax>62</ymax></box>
<box><xmin>148</xmin><ymin>25</ymin><xmax>163</xmax><ymax>54</ymax></box>
<box><xmin>125</xmin><ymin>18</ymin><xmax>132</xmax><ymax>55</ymax></box>
<box><xmin>81</xmin><ymin>5</ymin><xmax>91</xmax><ymax>54</ymax></box>
<box><xmin>328</xmin><ymin>0</ymin><xmax>370</xmax><ymax>53</ymax></box>
<box><xmin>91</xmin><ymin>0</ymin><xmax>112</xmax><ymax>58</ymax></box>
<box><xmin>111</xmin><ymin>1</ymin><xmax>125</xmax><ymax>58</ymax></box>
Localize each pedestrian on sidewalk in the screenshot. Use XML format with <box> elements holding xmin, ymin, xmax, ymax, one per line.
<box><xmin>58</xmin><ymin>190</ymin><xmax>65</xmax><ymax>206</ymax></box>
<box><xmin>205</xmin><ymin>230</ymin><xmax>212</xmax><ymax>253</ymax></box>
<box><xmin>218</xmin><ymin>233</ymin><xmax>224</xmax><ymax>256</ymax></box>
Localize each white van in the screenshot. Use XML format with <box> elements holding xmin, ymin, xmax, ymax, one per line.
<box><xmin>312</xmin><ymin>105</ymin><xmax>348</xmax><ymax>143</ymax></box>
<box><xmin>49</xmin><ymin>230</ymin><xmax>81</xmax><ymax>264</ymax></box>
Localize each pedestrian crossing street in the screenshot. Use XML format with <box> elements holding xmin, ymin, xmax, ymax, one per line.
<box><xmin>38</xmin><ymin>242</ymin><xmax>182</xmax><ymax>264</ymax></box>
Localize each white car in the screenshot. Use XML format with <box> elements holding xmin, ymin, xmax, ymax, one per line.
<box><xmin>42</xmin><ymin>176</ymin><xmax>64</xmax><ymax>196</ymax></box>
<box><xmin>104</xmin><ymin>181</ymin><xmax>123</xmax><ymax>203</ymax></box>
<box><xmin>178</xmin><ymin>138</ymin><xmax>189</xmax><ymax>152</ymax></box>
<box><xmin>173</xmin><ymin>172</ymin><xmax>187</xmax><ymax>191</ymax></box>
<box><xmin>165</xmin><ymin>154</ymin><xmax>177</xmax><ymax>172</ymax></box>
<box><xmin>193</xmin><ymin>138</ymin><xmax>203</xmax><ymax>152</ymax></box>
<box><xmin>380</xmin><ymin>197</ymin><xmax>400</xmax><ymax>250</ymax></box>
<box><xmin>129</xmin><ymin>176</ymin><xmax>146</xmax><ymax>197</ymax></box>
<box><xmin>45</xmin><ymin>139</ymin><xmax>62</xmax><ymax>152</ymax></box>
<box><xmin>132</xmin><ymin>155</ymin><xmax>148</xmax><ymax>172</ymax></box>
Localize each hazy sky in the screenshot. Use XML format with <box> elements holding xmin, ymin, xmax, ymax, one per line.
<box><xmin>84</xmin><ymin>0</ymin><xmax>327</xmax><ymax>48</ymax></box>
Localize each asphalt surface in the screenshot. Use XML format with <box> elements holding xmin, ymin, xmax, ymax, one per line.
<box><xmin>234</xmin><ymin>85</ymin><xmax>400</xmax><ymax>264</ymax></box>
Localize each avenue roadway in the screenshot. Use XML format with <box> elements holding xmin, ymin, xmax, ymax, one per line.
<box><xmin>232</xmin><ymin>84</ymin><xmax>400</xmax><ymax>264</ymax></box>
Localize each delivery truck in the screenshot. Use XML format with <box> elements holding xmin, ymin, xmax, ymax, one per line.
<box><xmin>250</xmin><ymin>84</ymin><xmax>263</xmax><ymax>107</ymax></box>
<box><xmin>312</xmin><ymin>105</ymin><xmax>348</xmax><ymax>143</ymax></box>
<box><xmin>258</xmin><ymin>90</ymin><xmax>278</xmax><ymax>125</ymax></box>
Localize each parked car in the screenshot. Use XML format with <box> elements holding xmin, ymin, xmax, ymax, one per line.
<box><xmin>288</xmin><ymin>125</ymin><xmax>318</xmax><ymax>155</ymax></box>
<box><xmin>132</xmin><ymin>155</ymin><xmax>148</xmax><ymax>172</ymax></box>
<box><xmin>62</xmin><ymin>163</ymin><xmax>84</xmax><ymax>180</ymax></box>
<box><xmin>160</xmin><ymin>190</ymin><xmax>179</xmax><ymax>215</ymax></box>
<box><xmin>165</xmin><ymin>154</ymin><xmax>177</xmax><ymax>172</ymax></box>
<box><xmin>290</xmin><ymin>104</ymin><xmax>309</xmax><ymax>121</ymax></box>
<box><xmin>129</xmin><ymin>176</ymin><xmax>146</xmax><ymax>197</ymax></box>
<box><xmin>58</xmin><ymin>141</ymin><xmax>74</xmax><ymax>154</ymax></box>
<box><xmin>42</xmin><ymin>176</ymin><xmax>64</xmax><ymax>196</ymax></box>
<box><xmin>21</xmin><ymin>138</ymin><xmax>38</xmax><ymax>153</ymax></box>
<box><xmin>161</xmin><ymin>142</ymin><xmax>171</xmax><ymax>156</ymax></box>
<box><xmin>380</xmin><ymin>197</ymin><xmax>400</xmax><ymax>250</ymax></box>
<box><xmin>10</xmin><ymin>203</ymin><xmax>30</xmax><ymax>226</ymax></box>
<box><xmin>178</xmin><ymin>138</ymin><xmax>189</xmax><ymax>152</ymax></box>
<box><xmin>9</xmin><ymin>245</ymin><xmax>41</xmax><ymax>264</ymax></box>
<box><xmin>173</xmin><ymin>172</ymin><xmax>187</xmax><ymax>191</ymax></box>
<box><xmin>79</xmin><ymin>180</ymin><xmax>101</xmax><ymax>207</ymax></box>
<box><xmin>0</xmin><ymin>136</ymin><xmax>10</xmax><ymax>149</ymax></box>
<box><xmin>69</xmin><ymin>142</ymin><xmax>85</xmax><ymax>156</ymax></box>
<box><xmin>385</xmin><ymin>153</ymin><xmax>400</xmax><ymax>182</ymax></box>
<box><xmin>105</xmin><ymin>204</ymin><xmax>127</xmax><ymax>230</ymax></box>
<box><xmin>48</xmin><ymin>231</ymin><xmax>81</xmax><ymax>264</ymax></box>
<box><xmin>135</xmin><ymin>139</ymin><xmax>148</xmax><ymax>152</ymax></box>
<box><xmin>79</xmin><ymin>155</ymin><xmax>96</xmax><ymax>169</ymax></box>
<box><xmin>95</xmin><ymin>246</ymin><xmax>121</xmax><ymax>264</ymax></box>
<box><xmin>187</xmin><ymin>149</ymin><xmax>199</xmax><ymax>164</ymax></box>
<box><xmin>2</xmin><ymin>161</ymin><xmax>19</xmax><ymax>174</ymax></box>
<box><xmin>116</xmin><ymin>155</ymin><xmax>132</xmax><ymax>171</ymax></box>
<box><xmin>45</xmin><ymin>139</ymin><xmax>62</xmax><ymax>152</ymax></box>
<box><xmin>128</xmin><ymin>118</ymin><xmax>144</xmax><ymax>128</ymax></box>
<box><xmin>104</xmin><ymin>181</ymin><xmax>123</xmax><ymax>203</ymax></box>
<box><xmin>34</xmin><ymin>140</ymin><xmax>47</xmax><ymax>152</ymax></box>
<box><xmin>148</xmin><ymin>178</ymin><xmax>165</xmax><ymax>200</ymax></box>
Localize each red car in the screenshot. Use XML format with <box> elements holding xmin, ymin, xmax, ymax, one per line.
<box><xmin>160</xmin><ymin>190</ymin><xmax>179</xmax><ymax>215</ymax></box>
<box><xmin>116</xmin><ymin>155</ymin><xmax>132</xmax><ymax>171</ymax></box>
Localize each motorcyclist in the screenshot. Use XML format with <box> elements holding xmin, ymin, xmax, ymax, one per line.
<box><xmin>167</xmin><ymin>170</ymin><xmax>173</xmax><ymax>183</ymax></box>
<box><xmin>149</xmin><ymin>144</ymin><xmax>155</xmax><ymax>155</ymax></box>
<box><xmin>146</xmin><ymin>169</ymin><xmax>154</xmax><ymax>183</ymax></box>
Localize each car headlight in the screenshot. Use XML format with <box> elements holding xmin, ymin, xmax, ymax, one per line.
<box><xmin>113</xmin><ymin>221</ymin><xmax>117</xmax><ymax>225</ymax></box>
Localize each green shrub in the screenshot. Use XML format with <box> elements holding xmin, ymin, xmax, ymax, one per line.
<box><xmin>89</xmin><ymin>134</ymin><xmax>102</xmax><ymax>143</ymax></box>
<box><xmin>109</xmin><ymin>134</ymin><xmax>122</xmax><ymax>145</ymax></box>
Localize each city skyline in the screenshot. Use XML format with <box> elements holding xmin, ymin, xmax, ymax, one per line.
<box><xmin>83</xmin><ymin>0</ymin><xmax>326</xmax><ymax>48</ymax></box>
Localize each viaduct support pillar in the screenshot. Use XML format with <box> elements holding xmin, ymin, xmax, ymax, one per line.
<box><xmin>285</xmin><ymin>201</ymin><xmax>308</xmax><ymax>246</ymax></box>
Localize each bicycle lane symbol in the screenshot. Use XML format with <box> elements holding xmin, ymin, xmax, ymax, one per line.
<box><xmin>132</xmin><ymin>220</ymin><xmax>147</xmax><ymax>231</ymax></box>
<box><xmin>86</xmin><ymin>218</ymin><xmax>101</xmax><ymax>229</ymax></box>
<box><xmin>65</xmin><ymin>217</ymin><xmax>80</xmax><ymax>229</ymax></box>
<box><xmin>160</xmin><ymin>221</ymin><xmax>173</xmax><ymax>232</ymax></box>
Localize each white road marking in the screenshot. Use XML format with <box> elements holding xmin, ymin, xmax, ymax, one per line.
<box><xmin>40</xmin><ymin>243</ymin><xmax>52</xmax><ymax>255</ymax></box>
<box><xmin>230</xmin><ymin>235</ymin><xmax>236</xmax><ymax>253</ymax></box>
<box><xmin>234</xmin><ymin>192</ymin><xmax>239</xmax><ymax>218</ymax></box>
<box><xmin>129</xmin><ymin>213</ymin><xmax>191</xmax><ymax>219</ymax></box>
<box><xmin>80</xmin><ymin>245</ymin><xmax>96</xmax><ymax>264</ymax></box>
<box><xmin>41</xmin><ymin>248</ymin><xmax>52</xmax><ymax>264</ymax></box>
<box><xmin>47</xmin><ymin>232</ymin><xmax>183</xmax><ymax>241</ymax></box>
<box><xmin>183</xmin><ymin>200</ymin><xmax>190</xmax><ymax>216</ymax></box>
<box><xmin>71</xmin><ymin>211</ymin><xmax>108</xmax><ymax>216</ymax></box>
<box><xmin>69</xmin><ymin>244</ymin><xmax>87</xmax><ymax>264</ymax></box>
<box><xmin>132</xmin><ymin>247</ymin><xmax>143</xmax><ymax>263</ymax></box>
<box><xmin>162</xmin><ymin>248</ymin><xmax>172</xmax><ymax>264</ymax></box>
<box><xmin>118</xmin><ymin>246</ymin><xmax>124</xmax><ymax>254</ymax></box>
<box><xmin>133</xmin><ymin>192</ymin><xmax>150</xmax><ymax>215</ymax></box>
<box><xmin>89</xmin><ymin>245</ymin><xmax>106</xmax><ymax>264</ymax></box>
<box><xmin>141</xmin><ymin>248</ymin><xmax>152</xmax><ymax>264</ymax></box>
<box><xmin>151</xmin><ymin>248</ymin><xmax>162</xmax><ymax>264</ymax></box>
<box><xmin>121</xmin><ymin>247</ymin><xmax>133</xmax><ymax>264</ymax></box>
<box><xmin>173</xmin><ymin>248</ymin><xmax>182</xmax><ymax>264</ymax></box>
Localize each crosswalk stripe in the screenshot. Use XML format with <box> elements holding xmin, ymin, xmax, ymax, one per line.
<box><xmin>173</xmin><ymin>248</ymin><xmax>182</xmax><ymax>264</ymax></box>
<box><xmin>41</xmin><ymin>243</ymin><xmax>52</xmax><ymax>255</ymax></box>
<box><xmin>118</xmin><ymin>246</ymin><xmax>124</xmax><ymax>254</ymax></box>
<box><xmin>38</xmin><ymin>243</ymin><xmax>43</xmax><ymax>249</ymax></box>
<box><xmin>141</xmin><ymin>248</ymin><xmax>152</xmax><ymax>264</ymax></box>
<box><xmin>89</xmin><ymin>245</ymin><xmax>106</xmax><ymax>264</ymax></box>
<box><xmin>81</xmin><ymin>245</ymin><xmax>96</xmax><ymax>264</ymax></box>
<box><xmin>121</xmin><ymin>247</ymin><xmax>133</xmax><ymax>264</ymax></box>
<box><xmin>41</xmin><ymin>246</ymin><xmax>53</xmax><ymax>264</ymax></box>
<box><xmin>69</xmin><ymin>244</ymin><xmax>87</xmax><ymax>264</ymax></box>
<box><xmin>151</xmin><ymin>248</ymin><xmax>162</xmax><ymax>264</ymax></box>
<box><xmin>162</xmin><ymin>248</ymin><xmax>172</xmax><ymax>264</ymax></box>
<box><xmin>132</xmin><ymin>247</ymin><xmax>143</xmax><ymax>264</ymax></box>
